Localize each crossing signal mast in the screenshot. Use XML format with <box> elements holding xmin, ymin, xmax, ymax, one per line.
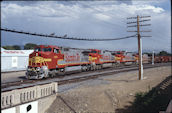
<box><xmin>127</xmin><ymin>15</ymin><xmax>151</xmax><ymax>80</ymax></box>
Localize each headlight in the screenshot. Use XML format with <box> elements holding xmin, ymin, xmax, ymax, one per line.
<box><xmin>36</xmin><ymin>67</ymin><xmax>41</xmax><ymax>71</ymax></box>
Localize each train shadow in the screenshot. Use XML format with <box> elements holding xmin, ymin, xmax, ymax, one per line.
<box><xmin>18</xmin><ymin>76</ymin><xmax>27</xmax><ymax>80</ymax></box>
<box><xmin>115</xmin><ymin>75</ymin><xmax>172</xmax><ymax>113</ymax></box>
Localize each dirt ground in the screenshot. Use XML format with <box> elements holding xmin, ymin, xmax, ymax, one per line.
<box><xmin>46</xmin><ymin>66</ymin><xmax>171</xmax><ymax>113</ymax></box>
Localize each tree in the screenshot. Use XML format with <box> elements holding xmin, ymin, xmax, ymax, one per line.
<box><xmin>2</xmin><ymin>45</ymin><xmax>21</xmax><ymax>50</ymax></box>
<box><xmin>13</xmin><ymin>45</ymin><xmax>21</xmax><ymax>50</ymax></box>
<box><xmin>24</xmin><ymin>43</ymin><xmax>37</xmax><ymax>50</ymax></box>
<box><xmin>158</xmin><ymin>51</ymin><xmax>170</xmax><ymax>56</ymax></box>
<box><xmin>2</xmin><ymin>46</ymin><xmax>15</xmax><ymax>50</ymax></box>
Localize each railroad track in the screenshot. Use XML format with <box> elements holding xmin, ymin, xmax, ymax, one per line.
<box><xmin>58</xmin><ymin>63</ymin><xmax>171</xmax><ymax>85</ymax></box>
<box><xmin>1</xmin><ymin>64</ymin><xmax>138</xmax><ymax>86</ymax></box>
<box><xmin>1</xmin><ymin>64</ymin><xmax>141</xmax><ymax>87</ymax></box>
<box><xmin>1</xmin><ymin>63</ymin><xmax>171</xmax><ymax>92</ymax></box>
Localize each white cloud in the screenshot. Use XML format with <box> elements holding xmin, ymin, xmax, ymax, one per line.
<box><xmin>2</xmin><ymin>2</ymin><xmax>80</xmax><ymax>21</ymax></box>
<box><xmin>1</xmin><ymin>2</ymin><xmax>165</xmax><ymax>22</ymax></box>
<box><xmin>94</xmin><ymin>13</ymin><xmax>111</xmax><ymax>21</ymax></box>
<box><xmin>137</xmin><ymin>5</ymin><xmax>164</xmax><ymax>13</ymax></box>
<box><xmin>1</xmin><ymin>1</ymin><xmax>171</xmax><ymax>52</ymax></box>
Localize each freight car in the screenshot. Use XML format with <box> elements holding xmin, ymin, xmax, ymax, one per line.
<box><xmin>26</xmin><ymin>45</ymin><xmax>116</xmax><ymax>79</ymax></box>
<box><xmin>154</xmin><ymin>56</ymin><xmax>172</xmax><ymax>63</ymax></box>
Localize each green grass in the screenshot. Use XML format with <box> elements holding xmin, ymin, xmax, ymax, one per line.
<box><xmin>132</xmin><ymin>86</ymin><xmax>171</xmax><ymax>113</ymax></box>
<box><xmin>115</xmin><ymin>76</ymin><xmax>172</xmax><ymax>113</ymax></box>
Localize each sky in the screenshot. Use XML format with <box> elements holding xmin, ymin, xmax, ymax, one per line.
<box><xmin>1</xmin><ymin>0</ymin><xmax>171</xmax><ymax>53</ymax></box>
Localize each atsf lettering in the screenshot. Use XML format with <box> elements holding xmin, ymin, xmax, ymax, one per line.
<box><xmin>102</xmin><ymin>55</ymin><xmax>110</xmax><ymax>60</ymax></box>
<box><xmin>65</xmin><ymin>53</ymin><xmax>80</xmax><ymax>62</ymax></box>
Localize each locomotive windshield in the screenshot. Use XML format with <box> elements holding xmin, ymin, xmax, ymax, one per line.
<box><xmin>34</xmin><ymin>48</ymin><xmax>52</xmax><ymax>52</ymax></box>
<box><xmin>34</xmin><ymin>48</ymin><xmax>41</xmax><ymax>52</ymax></box>
<box><xmin>91</xmin><ymin>51</ymin><xmax>97</xmax><ymax>53</ymax></box>
<box><xmin>42</xmin><ymin>48</ymin><xmax>52</xmax><ymax>52</ymax></box>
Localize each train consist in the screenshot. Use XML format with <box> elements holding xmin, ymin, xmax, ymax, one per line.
<box><xmin>154</xmin><ymin>56</ymin><xmax>172</xmax><ymax>63</ymax></box>
<box><xmin>26</xmin><ymin>45</ymin><xmax>170</xmax><ymax>79</ymax></box>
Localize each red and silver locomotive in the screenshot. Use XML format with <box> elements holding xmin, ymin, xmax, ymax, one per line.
<box><xmin>26</xmin><ymin>45</ymin><xmax>158</xmax><ymax>79</ymax></box>
<box><xmin>26</xmin><ymin>45</ymin><xmax>115</xmax><ymax>79</ymax></box>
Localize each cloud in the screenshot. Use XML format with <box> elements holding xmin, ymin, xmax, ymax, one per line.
<box><xmin>94</xmin><ymin>13</ymin><xmax>111</xmax><ymax>21</ymax></box>
<box><xmin>1</xmin><ymin>1</ymin><xmax>171</xmax><ymax>53</ymax></box>
<box><xmin>2</xmin><ymin>2</ymin><xmax>80</xmax><ymax>20</ymax></box>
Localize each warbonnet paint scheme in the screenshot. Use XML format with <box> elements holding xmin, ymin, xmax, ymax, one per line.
<box><xmin>26</xmin><ymin>45</ymin><xmax>153</xmax><ymax>79</ymax></box>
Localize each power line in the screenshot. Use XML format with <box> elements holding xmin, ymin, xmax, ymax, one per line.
<box><xmin>1</xmin><ymin>28</ymin><xmax>137</xmax><ymax>41</ymax></box>
<box><xmin>127</xmin><ymin>19</ymin><xmax>151</xmax><ymax>24</ymax></box>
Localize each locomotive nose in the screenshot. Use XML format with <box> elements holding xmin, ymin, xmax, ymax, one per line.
<box><xmin>29</xmin><ymin>52</ymin><xmax>45</xmax><ymax>67</ymax></box>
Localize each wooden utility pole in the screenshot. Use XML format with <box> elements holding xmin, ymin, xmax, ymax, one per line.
<box><xmin>127</xmin><ymin>15</ymin><xmax>151</xmax><ymax>80</ymax></box>
<box><xmin>137</xmin><ymin>15</ymin><xmax>143</xmax><ymax>80</ymax></box>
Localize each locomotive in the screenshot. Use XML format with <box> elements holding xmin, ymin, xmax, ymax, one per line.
<box><xmin>26</xmin><ymin>45</ymin><xmax>116</xmax><ymax>79</ymax></box>
<box><xmin>26</xmin><ymin>45</ymin><xmax>168</xmax><ymax>79</ymax></box>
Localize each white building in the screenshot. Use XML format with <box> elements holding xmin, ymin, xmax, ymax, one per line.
<box><xmin>1</xmin><ymin>48</ymin><xmax>34</xmax><ymax>72</ymax></box>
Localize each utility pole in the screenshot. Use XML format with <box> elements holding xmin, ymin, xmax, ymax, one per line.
<box><xmin>127</xmin><ymin>15</ymin><xmax>151</xmax><ymax>80</ymax></box>
<box><xmin>137</xmin><ymin>15</ymin><xmax>143</xmax><ymax>80</ymax></box>
<box><xmin>152</xmin><ymin>51</ymin><xmax>154</xmax><ymax>65</ymax></box>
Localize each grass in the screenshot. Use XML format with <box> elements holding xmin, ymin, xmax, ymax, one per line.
<box><xmin>132</xmin><ymin>85</ymin><xmax>171</xmax><ymax>113</ymax></box>
<box><xmin>116</xmin><ymin>76</ymin><xmax>172</xmax><ymax>113</ymax></box>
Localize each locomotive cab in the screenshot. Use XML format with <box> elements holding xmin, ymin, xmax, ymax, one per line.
<box><xmin>26</xmin><ymin>45</ymin><xmax>63</xmax><ymax>79</ymax></box>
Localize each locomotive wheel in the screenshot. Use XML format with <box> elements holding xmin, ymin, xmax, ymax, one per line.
<box><xmin>87</xmin><ymin>65</ymin><xmax>91</xmax><ymax>71</ymax></box>
<box><xmin>91</xmin><ymin>65</ymin><xmax>95</xmax><ymax>71</ymax></box>
<box><xmin>98</xmin><ymin>65</ymin><xmax>102</xmax><ymax>70</ymax></box>
<box><xmin>81</xmin><ymin>66</ymin><xmax>84</xmax><ymax>72</ymax></box>
<box><xmin>97</xmin><ymin>65</ymin><xmax>100</xmax><ymax>70</ymax></box>
<box><xmin>93</xmin><ymin>65</ymin><xmax>97</xmax><ymax>71</ymax></box>
<box><xmin>115</xmin><ymin>62</ymin><xmax>120</xmax><ymax>67</ymax></box>
<box><xmin>81</xmin><ymin>66</ymin><xmax>87</xmax><ymax>72</ymax></box>
<box><xmin>112</xmin><ymin>63</ymin><xmax>114</xmax><ymax>67</ymax></box>
<box><xmin>49</xmin><ymin>70</ymin><xmax>56</xmax><ymax>77</ymax></box>
<box><xmin>96</xmin><ymin>65</ymin><xmax>99</xmax><ymax>70</ymax></box>
<box><xmin>50</xmin><ymin>72</ymin><xmax>56</xmax><ymax>77</ymax></box>
<box><xmin>90</xmin><ymin>66</ymin><xmax>94</xmax><ymax>71</ymax></box>
<box><xmin>27</xmin><ymin>75</ymin><xmax>30</xmax><ymax>79</ymax></box>
<box><xmin>59</xmin><ymin>68</ymin><xmax>65</xmax><ymax>75</ymax></box>
<box><xmin>50</xmin><ymin>73</ymin><xmax>55</xmax><ymax>78</ymax></box>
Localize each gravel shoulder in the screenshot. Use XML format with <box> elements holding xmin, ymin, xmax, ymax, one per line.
<box><xmin>46</xmin><ymin>66</ymin><xmax>171</xmax><ymax>113</ymax></box>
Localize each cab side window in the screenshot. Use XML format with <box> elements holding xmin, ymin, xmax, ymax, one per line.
<box><xmin>53</xmin><ymin>49</ymin><xmax>59</xmax><ymax>54</ymax></box>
